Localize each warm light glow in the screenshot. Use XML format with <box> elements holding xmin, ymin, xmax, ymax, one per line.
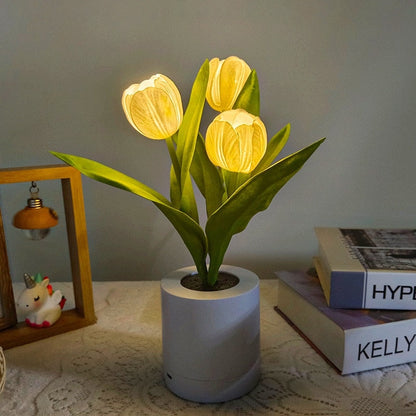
<box><xmin>122</xmin><ymin>74</ymin><xmax>183</xmax><ymax>140</ymax></box>
<box><xmin>205</xmin><ymin>109</ymin><xmax>267</xmax><ymax>173</ymax></box>
<box><xmin>206</xmin><ymin>56</ymin><xmax>251</xmax><ymax>112</ymax></box>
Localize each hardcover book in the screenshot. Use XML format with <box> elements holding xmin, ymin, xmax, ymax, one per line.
<box><xmin>276</xmin><ymin>270</ymin><xmax>416</xmax><ymax>375</ymax></box>
<box><xmin>315</xmin><ymin>227</ymin><xmax>416</xmax><ymax>309</ymax></box>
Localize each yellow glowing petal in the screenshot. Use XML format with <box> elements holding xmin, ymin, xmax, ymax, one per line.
<box><xmin>206</xmin><ymin>118</ymin><xmax>224</xmax><ymax>167</ymax></box>
<box><xmin>219</xmin><ymin>122</ymin><xmax>240</xmax><ymax>171</ymax></box>
<box><xmin>122</xmin><ymin>74</ymin><xmax>183</xmax><ymax>140</ymax></box>
<box><xmin>224</xmin><ymin>108</ymin><xmax>254</xmax><ymax>128</ymax></box>
<box><xmin>234</xmin><ymin>124</ymin><xmax>254</xmax><ymax>172</ymax></box>
<box><xmin>206</xmin><ymin>109</ymin><xmax>267</xmax><ymax>173</ymax></box>
<box><xmin>207</xmin><ymin>58</ymin><xmax>221</xmax><ymax>110</ymax></box>
<box><xmin>130</xmin><ymin>88</ymin><xmax>173</xmax><ymax>139</ymax></box>
<box><xmin>156</xmin><ymin>75</ymin><xmax>183</xmax><ymax>116</ymax></box>
<box><xmin>206</xmin><ymin>56</ymin><xmax>251</xmax><ymax>112</ymax></box>
<box><xmin>147</xmin><ymin>88</ymin><xmax>180</xmax><ymax>138</ymax></box>
<box><xmin>219</xmin><ymin>57</ymin><xmax>251</xmax><ymax>112</ymax></box>
<box><xmin>250</xmin><ymin>121</ymin><xmax>267</xmax><ymax>170</ymax></box>
<box><xmin>122</xmin><ymin>84</ymin><xmax>142</xmax><ymax>133</ymax></box>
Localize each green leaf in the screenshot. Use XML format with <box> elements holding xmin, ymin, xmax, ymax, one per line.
<box><xmin>51</xmin><ymin>151</ymin><xmax>171</xmax><ymax>204</ymax></box>
<box><xmin>205</xmin><ymin>137</ymin><xmax>325</xmax><ymax>285</ymax></box>
<box><xmin>190</xmin><ymin>133</ymin><xmax>224</xmax><ymax>217</ymax></box>
<box><xmin>156</xmin><ymin>201</ymin><xmax>207</xmax><ymax>280</ymax></box>
<box><xmin>176</xmin><ymin>60</ymin><xmax>209</xmax><ymax>209</ymax></box>
<box><xmin>180</xmin><ymin>173</ymin><xmax>199</xmax><ymax>223</ymax></box>
<box><xmin>166</xmin><ymin>135</ymin><xmax>181</xmax><ymax>208</ymax></box>
<box><xmin>169</xmin><ymin>165</ymin><xmax>181</xmax><ymax>208</ymax></box>
<box><xmin>251</xmin><ymin>123</ymin><xmax>291</xmax><ymax>176</ymax></box>
<box><xmin>50</xmin><ymin>151</ymin><xmax>209</xmax><ymax>280</ymax></box>
<box><xmin>233</xmin><ymin>69</ymin><xmax>260</xmax><ymax>116</ymax></box>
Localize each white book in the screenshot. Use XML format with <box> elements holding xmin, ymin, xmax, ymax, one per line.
<box><xmin>276</xmin><ymin>270</ymin><xmax>416</xmax><ymax>375</ymax></box>
<box><xmin>315</xmin><ymin>227</ymin><xmax>416</xmax><ymax>309</ymax></box>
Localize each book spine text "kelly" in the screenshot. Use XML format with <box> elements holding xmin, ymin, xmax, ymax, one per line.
<box><xmin>358</xmin><ymin>334</ymin><xmax>416</xmax><ymax>361</ymax></box>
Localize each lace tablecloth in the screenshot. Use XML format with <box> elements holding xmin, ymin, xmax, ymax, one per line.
<box><xmin>1</xmin><ymin>279</ymin><xmax>416</xmax><ymax>415</ymax></box>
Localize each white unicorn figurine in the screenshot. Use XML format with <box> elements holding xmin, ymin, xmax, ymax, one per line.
<box><xmin>17</xmin><ymin>273</ymin><xmax>66</xmax><ymax>328</ymax></box>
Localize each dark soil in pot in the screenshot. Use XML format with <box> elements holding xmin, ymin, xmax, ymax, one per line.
<box><xmin>181</xmin><ymin>271</ymin><xmax>240</xmax><ymax>291</ymax></box>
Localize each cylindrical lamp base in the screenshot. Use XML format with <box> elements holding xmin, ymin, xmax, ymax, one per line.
<box><xmin>161</xmin><ymin>265</ymin><xmax>260</xmax><ymax>403</ymax></box>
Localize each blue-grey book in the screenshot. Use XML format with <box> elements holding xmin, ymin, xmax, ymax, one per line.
<box><xmin>315</xmin><ymin>228</ymin><xmax>416</xmax><ymax>309</ymax></box>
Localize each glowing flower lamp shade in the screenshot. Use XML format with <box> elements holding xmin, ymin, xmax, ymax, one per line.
<box><xmin>205</xmin><ymin>109</ymin><xmax>267</xmax><ymax>173</ymax></box>
<box><xmin>206</xmin><ymin>56</ymin><xmax>251</xmax><ymax>112</ymax></box>
<box><xmin>122</xmin><ymin>74</ymin><xmax>183</xmax><ymax>140</ymax></box>
<box><xmin>13</xmin><ymin>182</ymin><xmax>58</xmax><ymax>240</ymax></box>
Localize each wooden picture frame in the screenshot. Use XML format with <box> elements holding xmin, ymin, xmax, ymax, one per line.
<box><xmin>0</xmin><ymin>165</ymin><xmax>96</xmax><ymax>349</ymax></box>
<box><xmin>0</xmin><ymin>208</ymin><xmax>17</xmax><ymax>331</ymax></box>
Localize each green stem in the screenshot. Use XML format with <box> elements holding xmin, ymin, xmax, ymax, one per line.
<box><xmin>222</xmin><ymin>170</ymin><xmax>249</xmax><ymax>197</ymax></box>
<box><xmin>166</xmin><ymin>135</ymin><xmax>181</xmax><ymax>188</ymax></box>
<box><xmin>197</xmin><ymin>262</ymin><xmax>209</xmax><ymax>285</ymax></box>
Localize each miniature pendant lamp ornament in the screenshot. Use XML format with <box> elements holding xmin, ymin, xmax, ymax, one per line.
<box><xmin>17</xmin><ymin>273</ymin><xmax>66</xmax><ymax>328</ymax></box>
<box><xmin>13</xmin><ymin>181</ymin><xmax>58</xmax><ymax>240</ymax></box>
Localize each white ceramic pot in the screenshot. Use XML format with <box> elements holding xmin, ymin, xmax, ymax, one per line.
<box><xmin>161</xmin><ymin>265</ymin><xmax>260</xmax><ymax>403</ymax></box>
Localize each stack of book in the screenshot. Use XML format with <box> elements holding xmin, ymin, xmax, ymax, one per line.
<box><xmin>275</xmin><ymin>227</ymin><xmax>416</xmax><ymax>374</ymax></box>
